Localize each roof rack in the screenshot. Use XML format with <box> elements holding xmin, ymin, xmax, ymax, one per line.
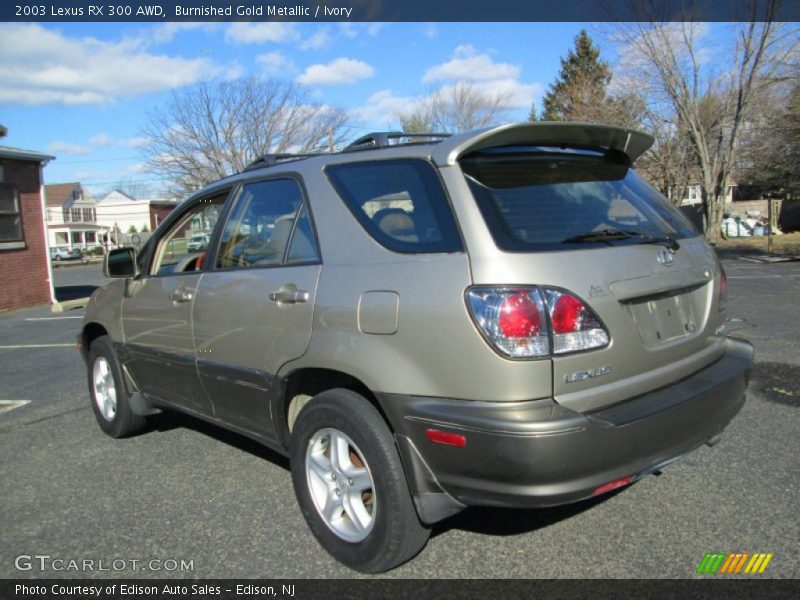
<box><xmin>344</xmin><ymin>131</ymin><xmax>451</xmax><ymax>152</ymax></box>
<box><xmin>244</xmin><ymin>152</ymin><xmax>322</xmax><ymax>171</ymax></box>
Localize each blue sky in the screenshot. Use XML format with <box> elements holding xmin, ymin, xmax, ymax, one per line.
<box><xmin>1</xmin><ymin>21</ymin><xmax>619</xmax><ymax>198</ymax></box>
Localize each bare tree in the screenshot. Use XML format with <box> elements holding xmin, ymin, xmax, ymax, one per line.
<box><xmin>398</xmin><ymin>82</ymin><xmax>512</xmax><ymax>133</ymax></box>
<box><xmin>610</xmin><ymin>3</ymin><xmax>797</xmax><ymax>241</ymax></box>
<box><xmin>142</xmin><ymin>78</ymin><xmax>351</xmax><ymax>197</ymax></box>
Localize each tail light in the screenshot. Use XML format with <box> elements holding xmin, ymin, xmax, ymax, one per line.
<box><xmin>466</xmin><ymin>288</ymin><xmax>550</xmax><ymax>358</ymax></box>
<box><xmin>543</xmin><ymin>289</ymin><xmax>610</xmax><ymax>354</ymax></box>
<box><xmin>467</xmin><ymin>287</ymin><xmax>609</xmax><ymax>359</ymax></box>
<box><xmin>718</xmin><ymin>265</ymin><xmax>728</xmax><ymax>312</ymax></box>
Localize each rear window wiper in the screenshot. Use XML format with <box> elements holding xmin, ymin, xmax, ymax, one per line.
<box><xmin>563</xmin><ymin>228</ymin><xmax>680</xmax><ymax>251</ymax></box>
<box><xmin>628</xmin><ymin>232</ymin><xmax>681</xmax><ymax>252</ymax></box>
<box><xmin>562</xmin><ymin>228</ymin><xmax>635</xmax><ymax>245</ymax></box>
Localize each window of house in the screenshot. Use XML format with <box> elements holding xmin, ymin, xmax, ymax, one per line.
<box><xmin>62</xmin><ymin>208</ymin><xmax>70</xmax><ymax>222</ymax></box>
<box><xmin>85</xmin><ymin>232</ymin><xmax>96</xmax><ymax>243</ymax></box>
<box><xmin>0</xmin><ymin>183</ymin><xmax>23</xmax><ymax>244</ymax></box>
<box><xmin>71</xmin><ymin>208</ymin><xmax>81</xmax><ymax>221</ymax></box>
<box><xmin>71</xmin><ymin>232</ymin><xmax>82</xmax><ymax>244</ymax></box>
<box><xmin>82</xmin><ymin>208</ymin><xmax>94</xmax><ymax>222</ymax></box>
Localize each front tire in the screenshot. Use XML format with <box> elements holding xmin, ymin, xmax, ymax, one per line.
<box><xmin>88</xmin><ymin>335</ymin><xmax>145</xmax><ymax>438</ymax></box>
<box><xmin>290</xmin><ymin>389</ymin><xmax>430</xmax><ymax>573</ymax></box>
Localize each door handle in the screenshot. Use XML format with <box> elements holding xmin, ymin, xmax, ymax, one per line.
<box><xmin>169</xmin><ymin>286</ymin><xmax>194</xmax><ymax>303</ymax></box>
<box><xmin>269</xmin><ymin>287</ymin><xmax>309</xmax><ymax>304</ymax></box>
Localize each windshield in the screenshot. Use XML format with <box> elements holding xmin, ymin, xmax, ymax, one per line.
<box><xmin>461</xmin><ymin>147</ymin><xmax>697</xmax><ymax>251</ymax></box>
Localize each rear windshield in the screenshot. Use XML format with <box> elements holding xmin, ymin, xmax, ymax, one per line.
<box><xmin>461</xmin><ymin>147</ymin><xmax>697</xmax><ymax>251</ymax></box>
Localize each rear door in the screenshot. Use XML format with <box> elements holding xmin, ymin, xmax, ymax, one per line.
<box><xmin>192</xmin><ymin>177</ymin><xmax>322</xmax><ymax>439</ymax></box>
<box><xmin>120</xmin><ymin>189</ymin><xmax>229</xmax><ymax>415</ymax></box>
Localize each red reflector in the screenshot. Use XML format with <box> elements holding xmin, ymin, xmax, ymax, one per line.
<box><xmin>551</xmin><ymin>293</ymin><xmax>584</xmax><ymax>334</ymax></box>
<box><xmin>498</xmin><ymin>292</ymin><xmax>541</xmax><ymax>338</ymax></box>
<box><xmin>592</xmin><ymin>475</ymin><xmax>633</xmax><ymax>496</ymax></box>
<box><xmin>425</xmin><ymin>428</ymin><xmax>467</xmax><ymax>447</ymax></box>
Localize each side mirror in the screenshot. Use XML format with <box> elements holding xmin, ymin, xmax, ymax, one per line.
<box><xmin>104</xmin><ymin>247</ymin><xmax>138</xmax><ymax>278</ymax></box>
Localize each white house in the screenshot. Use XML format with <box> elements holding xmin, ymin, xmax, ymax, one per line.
<box><xmin>95</xmin><ymin>190</ymin><xmax>152</xmax><ymax>234</ymax></box>
<box><xmin>677</xmin><ymin>183</ymin><xmax>736</xmax><ymax>206</ymax></box>
<box><xmin>44</xmin><ymin>182</ymin><xmax>104</xmax><ymax>249</ymax></box>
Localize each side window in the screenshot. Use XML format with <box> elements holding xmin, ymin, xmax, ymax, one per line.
<box><xmin>150</xmin><ymin>192</ymin><xmax>226</xmax><ymax>276</ymax></box>
<box><xmin>326</xmin><ymin>159</ymin><xmax>462</xmax><ymax>254</ymax></box>
<box><xmin>216</xmin><ymin>178</ymin><xmax>318</xmax><ymax>270</ymax></box>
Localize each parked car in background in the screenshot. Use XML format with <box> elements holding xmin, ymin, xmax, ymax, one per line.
<box><xmin>186</xmin><ymin>233</ymin><xmax>210</xmax><ymax>251</ymax></box>
<box><xmin>81</xmin><ymin>123</ymin><xmax>753</xmax><ymax>573</ymax></box>
<box><xmin>50</xmin><ymin>246</ymin><xmax>83</xmax><ymax>262</ymax></box>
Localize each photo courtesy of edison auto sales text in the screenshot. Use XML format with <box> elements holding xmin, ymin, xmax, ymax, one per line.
<box><xmin>15</xmin><ymin>584</ymin><xmax>296</xmax><ymax>597</ymax></box>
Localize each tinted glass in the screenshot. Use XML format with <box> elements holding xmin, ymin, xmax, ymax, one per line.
<box><xmin>461</xmin><ymin>148</ymin><xmax>697</xmax><ymax>252</ymax></box>
<box><xmin>216</xmin><ymin>179</ymin><xmax>306</xmax><ymax>269</ymax></box>
<box><xmin>286</xmin><ymin>204</ymin><xmax>320</xmax><ymax>264</ymax></box>
<box><xmin>327</xmin><ymin>159</ymin><xmax>462</xmax><ymax>254</ymax></box>
<box><xmin>150</xmin><ymin>192</ymin><xmax>226</xmax><ymax>275</ymax></box>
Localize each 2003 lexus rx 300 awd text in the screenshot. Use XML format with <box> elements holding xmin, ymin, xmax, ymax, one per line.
<box><xmin>80</xmin><ymin>123</ymin><xmax>753</xmax><ymax>572</ymax></box>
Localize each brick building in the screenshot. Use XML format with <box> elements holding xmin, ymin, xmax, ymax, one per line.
<box><xmin>0</xmin><ymin>134</ymin><xmax>56</xmax><ymax>311</ymax></box>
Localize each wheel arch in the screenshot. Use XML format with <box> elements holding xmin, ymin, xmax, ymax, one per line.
<box><xmin>274</xmin><ymin>367</ymin><xmax>393</xmax><ymax>449</ymax></box>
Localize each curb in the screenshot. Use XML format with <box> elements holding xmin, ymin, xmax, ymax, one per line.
<box><xmin>51</xmin><ymin>297</ymin><xmax>90</xmax><ymax>313</ymax></box>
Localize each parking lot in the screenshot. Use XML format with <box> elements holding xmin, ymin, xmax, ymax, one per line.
<box><xmin>1</xmin><ymin>255</ymin><xmax>798</xmax><ymax>579</ymax></box>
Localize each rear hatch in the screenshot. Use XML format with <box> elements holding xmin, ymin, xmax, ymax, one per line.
<box><xmin>455</xmin><ymin>137</ymin><xmax>726</xmax><ymax>413</ymax></box>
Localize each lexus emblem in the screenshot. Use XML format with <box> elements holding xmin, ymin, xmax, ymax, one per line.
<box><xmin>657</xmin><ymin>248</ymin><xmax>675</xmax><ymax>267</ymax></box>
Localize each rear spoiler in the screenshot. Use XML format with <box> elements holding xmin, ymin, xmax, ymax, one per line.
<box><xmin>431</xmin><ymin>122</ymin><xmax>655</xmax><ymax>166</ymax></box>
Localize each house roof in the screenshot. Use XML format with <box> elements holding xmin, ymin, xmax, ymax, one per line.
<box><xmin>0</xmin><ymin>144</ymin><xmax>55</xmax><ymax>163</ymax></box>
<box><xmin>99</xmin><ymin>190</ymin><xmax>139</xmax><ymax>204</ymax></box>
<box><xmin>44</xmin><ymin>182</ymin><xmax>80</xmax><ymax>207</ymax></box>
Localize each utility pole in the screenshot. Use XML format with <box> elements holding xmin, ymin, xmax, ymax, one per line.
<box><xmin>328</xmin><ymin>128</ymin><xmax>334</xmax><ymax>153</ymax></box>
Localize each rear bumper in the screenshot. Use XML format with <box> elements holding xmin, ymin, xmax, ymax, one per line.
<box><xmin>382</xmin><ymin>338</ymin><xmax>753</xmax><ymax>519</ymax></box>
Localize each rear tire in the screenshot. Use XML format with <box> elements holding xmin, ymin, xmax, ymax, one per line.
<box><xmin>290</xmin><ymin>389</ymin><xmax>430</xmax><ymax>573</ymax></box>
<box><xmin>88</xmin><ymin>335</ymin><xmax>145</xmax><ymax>438</ymax></box>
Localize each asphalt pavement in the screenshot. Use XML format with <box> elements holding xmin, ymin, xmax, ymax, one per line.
<box><xmin>0</xmin><ymin>257</ymin><xmax>798</xmax><ymax>579</ymax></box>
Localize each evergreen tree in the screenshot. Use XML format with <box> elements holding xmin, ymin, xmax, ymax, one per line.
<box><xmin>541</xmin><ymin>30</ymin><xmax>611</xmax><ymax>122</ymax></box>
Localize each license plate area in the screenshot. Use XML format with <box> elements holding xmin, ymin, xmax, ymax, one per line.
<box><xmin>625</xmin><ymin>288</ymin><xmax>698</xmax><ymax>347</ymax></box>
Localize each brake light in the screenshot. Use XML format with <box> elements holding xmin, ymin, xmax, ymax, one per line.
<box><xmin>543</xmin><ymin>289</ymin><xmax>609</xmax><ymax>355</ymax></box>
<box><xmin>467</xmin><ymin>287</ymin><xmax>609</xmax><ymax>359</ymax></box>
<box><xmin>718</xmin><ymin>265</ymin><xmax>728</xmax><ymax>312</ymax></box>
<box><xmin>499</xmin><ymin>292</ymin><xmax>542</xmax><ymax>337</ymax></box>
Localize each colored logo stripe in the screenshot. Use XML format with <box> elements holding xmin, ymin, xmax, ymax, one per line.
<box><xmin>697</xmin><ymin>552</ymin><xmax>773</xmax><ymax>574</ymax></box>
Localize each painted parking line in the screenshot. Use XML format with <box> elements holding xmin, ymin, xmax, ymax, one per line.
<box><xmin>0</xmin><ymin>344</ymin><xmax>76</xmax><ymax>349</ymax></box>
<box><xmin>0</xmin><ymin>400</ymin><xmax>30</xmax><ymax>415</ymax></box>
<box><xmin>25</xmin><ymin>316</ymin><xmax>83</xmax><ymax>321</ymax></box>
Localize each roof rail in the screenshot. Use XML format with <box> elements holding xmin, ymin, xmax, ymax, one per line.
<box><xmin>244</xmin><ymin>152</ymin><xmax>322</xmax><ymax>171</ymax></box>
<box><xmin>344</xmin><ymin>131</ymin><xmax>451</xmax><ymax>152</ymax></box>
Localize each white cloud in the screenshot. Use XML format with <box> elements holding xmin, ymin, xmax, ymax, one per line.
<box><xmin>422</xmin><ymin>24</ymin><xmax>438</xmax><ymax>39</ymax></box>
<box><xmin>423</xmin><ymin>45</ymin><xmax>520</xmax><ymax>83</ymax></box>
<box><xmin>296</xmin><ymin>58</ymin><xmax>375</xmax><ymax>86</ymax></box>
<box><xmin>256</xmin><ymin>51</ymin><xmax>296</xmax><ymax>76</ymax></box>
<box><xmin>337</xmin><ymin>23</ymin><xmax>384</xmax><ymax>40</ymax></box>
<box><xmin>123</xmin><ymin>163</ymin><xmax>150</xmax><ymax>175</ymax></box>
<box><xmin>0</xmin><ymin>24</ymin><xmax>221</xmax><ymax>106</ymax></box>
<box><xmin>224</xmin><ymin>22</ymin><xmax>298</xmax><ymax>45</ymax></box>
<box><xmin>119</xmin><ymin>137</ymin><xmax>151</xmax><ymax>148</ymax></box>
<box><xmin>48</xmin><ymin>141</ymin><xmax>92</xmax><ymax>155</ymax></box>
<box><xmin>89</xmin><ymin>133</ymin><xmax>111</xmax><ymax>147</ymax></box>
<box><xmin>353</xmin><ymin>90</ymin><xmax>418</xmax><ymax>126</ymax></box>
<box><xmin>300</xmin><ymin>28</ymin><xmax>332</xmax><ymax>51</ymax></box>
